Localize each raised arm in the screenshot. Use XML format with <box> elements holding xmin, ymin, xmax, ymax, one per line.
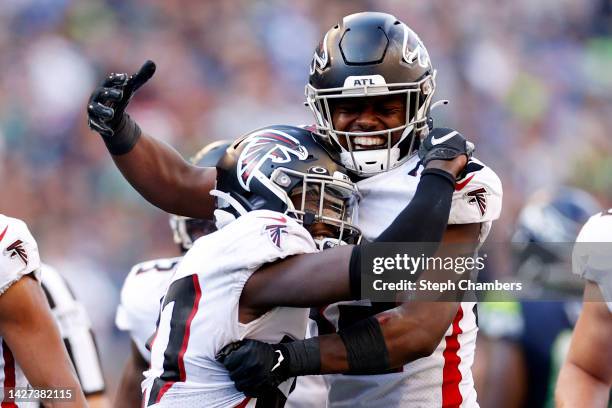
<box><xmin>87</xmin><ymin>61</ymin><xmax>216</xmax><ymax>219</ymax></box>
<box><xmin>0</xmin><ymin>275</ymin><xmax>87</xmax><ymax>407</ymax></box>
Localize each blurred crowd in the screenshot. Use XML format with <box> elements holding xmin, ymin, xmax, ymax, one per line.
<box><xmin>1</xmin><ymin>0</ymin><xmax>611</xmax><ymax>391</ymax></box>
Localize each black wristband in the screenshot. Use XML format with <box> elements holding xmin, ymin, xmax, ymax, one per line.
<box><xmin>420</xmin><ymin>167</ymin><xmax>456</xmax><ymax>187</ymax></box>
<box><xmin>103</xmin><ymin>114</ymin><xmax>142</xmax><ymax>155</ymax></box>
<box><xmin>283</xmin><ymin>337</ymin><xmax>321</xmax><ymax>376</ymax></box>
<box><xmin>339</xmin><ymin>316</ymin><xmax>390</xmax><ymax>374</ymax></box>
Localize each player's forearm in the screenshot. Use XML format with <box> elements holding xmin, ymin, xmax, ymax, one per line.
<box><xmin>556</xmin><ymin>362</ymin><xmax>611</xmax><ymax>407</ymax></box>
<box><xmin>111</xmin><ymin>132</ymin><xmax>216</xmax><ymax>219</ymax></box>
<box><xmin>316</xmin><ymin>302</ymin><xmax>456</xmax><ymax>374</ymax></box>
<box><xmin>242</xmin><ymin>245</ymin><xmax>354</xmax><ymax>315</ymax></box>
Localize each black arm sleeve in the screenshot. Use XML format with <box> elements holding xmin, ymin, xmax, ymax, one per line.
<box><xmin>349</xmin><ymin>168</ymin><xmax>455</xmax><ymax>299</ymax></box>
<box><xmin>375</xmin><ymin>168</ymin><xmax>455</xmax><ymax>243</ymax></box>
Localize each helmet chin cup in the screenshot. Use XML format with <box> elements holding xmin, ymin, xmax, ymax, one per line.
<box><xmin>340</xmin><ymin>147</ymin><xmax>401</xmax><ymax>175</ymax></box>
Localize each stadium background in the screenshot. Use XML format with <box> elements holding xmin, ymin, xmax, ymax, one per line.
<box><xmin>0</xmin><ymin>0</ymin><xmax>611</xmax><ymax>396</ymax></box>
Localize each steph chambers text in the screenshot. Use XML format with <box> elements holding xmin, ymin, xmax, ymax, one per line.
<box><xmin>372</xmin><ymin>279</ymin><xmax>523</xmax><ymax>292</ymax></box>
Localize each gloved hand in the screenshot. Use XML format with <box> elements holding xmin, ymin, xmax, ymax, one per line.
<box><xmin>418</xmin><ymin>127</ymin><xmax>474</xmax><ymax>166</ymax></box>
<box><xmin>87</xmin><ymin>60</ymin><xmax>156</xmax><ymax>139</ymax></box>
<box><xmin>216</xmin><ymin>339</ymin><xmax>292</xmax><ymax>397</ymax></box>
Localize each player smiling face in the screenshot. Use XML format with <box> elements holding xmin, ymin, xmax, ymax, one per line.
<box><xmin>329</xmin><ymin>94</ymin><xmax>407</xmax><ymax>151</ymax></box>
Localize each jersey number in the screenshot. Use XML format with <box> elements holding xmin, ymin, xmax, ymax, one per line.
<box><xmin>147</xmin><ymin>275</ymin><xmax>202</xmax><ymax>406</ymax></box>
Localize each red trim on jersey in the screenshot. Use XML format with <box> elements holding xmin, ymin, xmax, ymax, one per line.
<box><xmin>154</xmin><ymin>275</ymin><xmax>202</xmax><ymax>403</ymax></box>
<box><xmin>2</xmin><ymin>340</ymin><xmax>17</xmax><ymax>408</ymax></box>
<box><xmin>442</xmin><ymin>305</ymin><xmax>464</xmax><ymax>408</ymax></box>
<box><xmin>0</xmin><ymin>226</ymin><xmax>7</xmax><ymax>243</ymax></box>
<box><xmin>155</xmin><ymin>381</ymin><xmax>175</xmax><ymax>404</ymax></box>
<box><xmin>234</xmin><ymin>397</ymin><xmax>252</xmax><ymax>408</ymax></box>
<box><xmin>454</xmin><ymin>174</ymin><xmax>475</xmax><ymax>191</ymax></box>
<box><xmin>178</xmin><ymin>274</ymin><xmax>202</xmax><ymax>381</ymax></box>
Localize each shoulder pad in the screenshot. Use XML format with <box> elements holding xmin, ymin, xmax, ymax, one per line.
<box><xmin>449</xmin><ymin>158</ymin><xmax>503</xmax><ymax>225</ymax></box>
<box><xmin>0</xmin><ymin>215</ymin><xmax>41</xmax><ymax>294</ymax></box>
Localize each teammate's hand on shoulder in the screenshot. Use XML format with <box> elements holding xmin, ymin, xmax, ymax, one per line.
<box><xmin>87</xmin><ymin>60</ymin><xmax>156</xmax><ymax>138</ymax></box>
<box><xmin>216</xmin><ymin>339</ymin><xmax>291</xmax><ymax>397</ymax></box>
<box><xmin>419</xmin><ymin>127</ymin><xmax>474</xmax><ymax>178</ymax></box>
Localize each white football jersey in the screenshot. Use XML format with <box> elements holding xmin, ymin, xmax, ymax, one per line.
<box><xmin>116</xmin><ymin>256</ymin><xmax>182</xmax><ymax>361</ymax></box>
<box><xmin>0</xmin><ymin>215</ymin><xmax>41</xmax><ymax>406</ymax></box>
<box><xmin>573</xmin><ymin>210</ymin><xmax>612</xmax><ymax>313</ymax></box>
<box><xmin>142</xmin><ymin>210</ymin><xmax>317</xmax><ymax>407</ymax></box>
<box><xmin>317</xmin><ymin>154</ymin><xmax>502</xmax><ymax>408</ymax></box>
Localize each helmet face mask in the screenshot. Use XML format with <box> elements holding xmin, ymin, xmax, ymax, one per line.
<box><xmin>213</xmin><ymin>125</ymin><xmax>362</xmax><ymax>249</ymax></box>
<box><xmin>306</xmin><ymin>12</ymin><xmax>437</xmax><ymax>176</ymax></box>
<box><xmin>281</xmin><ymin>168</ymin><xmax>361</xmax><ymax>246</ymax></box>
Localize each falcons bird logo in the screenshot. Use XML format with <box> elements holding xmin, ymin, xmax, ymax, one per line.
<box><xmin>4</xmin><ymin>240</ymin><xmax>28</xmax><ymax>265</ymax></box>
<box><xmin>259</xmin><ymin>215</ymin><xmax>288</xmax><ymax>249</ymax></box>
<box><xmin>465</xmin><ymin>187</ymin><xmax>488</xmax><ymax>217</ymax></box>
<box><xmin>237</xmin><ymin>129</ymin><xmax>308</xmax><ymax>191</ymax></box>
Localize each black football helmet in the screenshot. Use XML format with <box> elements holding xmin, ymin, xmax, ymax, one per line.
<box><xmin>213</xmin><ymin>125</ymin><xmax>361</xmax><ymax>247</ymax></box>
<box><xmin>306</xmin><ymin>12</ymin><xmax>436</xmax><ymax>176</ymax></box>
<box><xmin>170</xmin><ymin>140</ymin><xmax>231</xmax><ymax>252</ymax></box>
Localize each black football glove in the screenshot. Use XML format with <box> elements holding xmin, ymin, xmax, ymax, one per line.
<box><xmin>418</xmin><ymin>127</ymin><xmax>474</xmax><ymax>167</ymax></box>
<box><xmin>87</xmin><ymin>60</ymin><xmax>156</xmax><ymax>138</ymax></box>
<box><xmin>216</xmin><ymin>339</ymin><xmax>291</xmax><ymax>397</ymax></box>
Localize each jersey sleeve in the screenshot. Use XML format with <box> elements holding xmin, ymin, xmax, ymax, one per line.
<box><xmin>572</xmin><ymin>211</ymin><xmax>612</xmax><ymax>312</ymax></box>
<box><xmin>448</xmin><ymin>159</ymin><xmax>503</xmax><ymax>243</ymax></box>
<box><xmin>40</xmin><ymin>264</ymin><xmax>106</xmax><ymax>395</ymax></box>
<box><xmin>449</xmin><ymin>158</ymin><xmax>503</xmax><ymax>224</ymax></box>
<box><xmin>175</xmin><ymin>210</ymin><xmax>318</xmax><ymax>289</ymax></box>
<box><xmin>0</xmin><ymin>215</ymin><xmax>41</xmax><ymax>295</ymax></box>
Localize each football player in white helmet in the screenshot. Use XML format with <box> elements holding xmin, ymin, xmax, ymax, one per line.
<box><xmin>114</xmin><ymin>140</ymin><xmax>230</xmax><ymax>407</ymax></box>
<box><xmin>0</xmin><ymin>214</ymin><xmax>87</xmax><ymax>406</ymax></box>
<box><xmin>556</xmin><ymin>209</ymin><xmax>612</xmax><ymax>406</ymax></box>
<box><xmin>87</xmin><ymin>12</ymin><xmax>502</xmax><ymax>407</ymax></box>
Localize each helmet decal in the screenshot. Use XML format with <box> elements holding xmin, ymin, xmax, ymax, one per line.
<box><xmin>401</xmin><ymin>23</ymin><xmax>431</xmax><ymax>68</ymax></box>
<box><xmin>309</xmin><ymin>32</ymin><xmax>329</xmax><ymax>75</ymax></box>
<box><xmin>237</xmin><ymin>129</ymin><xmax>309</xmax><ymax>191</ymax></box>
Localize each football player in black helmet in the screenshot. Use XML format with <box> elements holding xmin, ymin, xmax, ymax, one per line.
<box><xmin>306</xmin><ymin>12</ymin><xmax>437</xmax><ymax>176</ymax></box>
<box><xmin>87</xmin><ymin>12</ymin><xmax>493</xmax><ymax>407</ymax></box>
<box><xmin>141</xmin><ymin>124</ymin><xmax>472</xmax><ymax>407</ymax></box>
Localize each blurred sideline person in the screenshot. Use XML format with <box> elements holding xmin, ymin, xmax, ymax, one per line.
<box><xmin>142</xmin><ymin>125</ymin><xmax>472</xmax><ymax>407</ymax></box>
<box><xmin>87</xmin><ymin>12</ymin><xmax>502</xmax><ymax>407</ymax></box>
<box><xmin>556</xmin><ymin>209</ymin><xmax>612</xmax><ymax>407</ymax></box>
<box><xmin>114</xmin><ymin>141</ymin><xmax>229</xmax><ymax>408</ymax></box>
<box><xmin>40</xmin><ymin>263</ymin><xmax>109</xmax><ymax>408</ymax></box>
<box><xmin>0</xmin><ymin>214</ymin><xmax>87</xmax><ymax>407</ymax></box>
<box><xmin>473</xmin><ymin>187</ymin><xmax>600</xmax><ymax>408</ymax></box>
